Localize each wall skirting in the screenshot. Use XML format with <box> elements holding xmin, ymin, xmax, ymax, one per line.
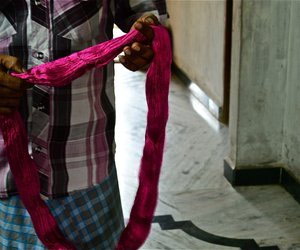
<box><xmin>224</xmin><ymin>159</ymin><xmax>300</xmax><ymax>204</ymax></box>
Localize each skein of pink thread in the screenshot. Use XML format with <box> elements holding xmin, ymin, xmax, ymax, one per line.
<box><xmin>7</xmin><ymin>25</ymin><xmax>172</xmax><ymax>250</ymax></box>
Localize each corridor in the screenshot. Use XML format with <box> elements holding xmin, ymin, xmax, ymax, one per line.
<box><xmin>114</xmin><ymin>64</ymin><xmax>300</xmax><ymax>250</ymax></box>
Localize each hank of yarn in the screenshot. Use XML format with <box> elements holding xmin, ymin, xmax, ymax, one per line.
<box><xmin>4</xmin><ymin>25</ymin><xmax>172</xmax><ymax>250</ymax></box>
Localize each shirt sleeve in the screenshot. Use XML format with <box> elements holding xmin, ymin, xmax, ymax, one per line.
<box><xmin>114</xmin><ymin>0</ymin><xmax>169</xmax><ymax>33</ymax></box>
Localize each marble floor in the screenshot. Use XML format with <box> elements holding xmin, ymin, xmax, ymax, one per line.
<box><xmin>113</xmin><ymin>34</ymin><xmax>300</xmax><ymax>250</ymax></box>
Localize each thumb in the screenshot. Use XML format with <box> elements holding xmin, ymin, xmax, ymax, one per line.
<box><xmin>0</xmin><ymin>54</ymin><xmax>26</xmax><ymax>73</ymax></box>
<box><xmin>8</xmin><ymin>60</ymin><xmax>26</xmax><ymax>74</ymax></box>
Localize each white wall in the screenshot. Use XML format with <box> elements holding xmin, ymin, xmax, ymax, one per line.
<box><xmin>166</xmin><ymin>0</ymin><xmax>226</xmax><ymax>107</ymax></box>
<box><xmin>229</xmin><ymin>0</ymin><xmax>300</xmax><ymax>180</ymax></box>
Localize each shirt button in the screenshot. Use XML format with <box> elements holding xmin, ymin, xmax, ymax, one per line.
<box><xmin>37</xmin><ymin>103</ymin><xmax>45</xmax><ymax>111</ymax></box>
<box><xmin>32</xmin><ymin>51</ymin><xmax>45</xmax><ymax>60</ymax></box>
<box><xmin>37</xmin><ymin>52</ymin><xmax>44</xmax><ymax>59</ymax></box>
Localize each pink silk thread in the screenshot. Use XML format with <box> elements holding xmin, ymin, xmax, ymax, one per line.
<box><xmin>1</xmin><ymin>25</ymin><xmax>172</xmax><ymax>250</ymax></box>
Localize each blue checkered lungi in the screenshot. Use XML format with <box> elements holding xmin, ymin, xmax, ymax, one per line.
<box><xmin>0</xmin><ymin>164</ymin><xmax>125</xmax><ymax>250</ymax></box>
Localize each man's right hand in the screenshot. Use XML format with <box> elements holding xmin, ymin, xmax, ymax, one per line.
<box><xmin>0</xmin><ymin>54</ymin><xmax>29</xmax><ymax>115</ymax></box>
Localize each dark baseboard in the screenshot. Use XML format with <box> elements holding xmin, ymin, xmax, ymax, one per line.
<box><xmin>224</xmin><ymin>159</ymin><xmax>300</xmax><ymax>204</ymax></box>
<box><xmin>281</xmin><ymin>168</ymin><xmax>300</xmax><ymax>203</ymax></box>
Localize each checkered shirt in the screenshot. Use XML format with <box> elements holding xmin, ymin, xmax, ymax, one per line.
<box><xmin>0</xmin><ymin>0</ymin><xmax>168</xmax><ymax>199</ymax></box>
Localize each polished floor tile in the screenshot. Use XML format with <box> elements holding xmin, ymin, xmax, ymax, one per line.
<box><xmin>114</xmin><ymin>63</ymin><xmax>300</xmax><ymax>250</ymax></box>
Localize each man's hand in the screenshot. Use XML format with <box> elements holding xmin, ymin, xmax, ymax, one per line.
<box><xmin>0</xmin><ymin>54</ymin><xmax>29</xmax><ymax>115</ymax></box>
<box><xmin>119</xmin><ymin>14</ymin><xmax>159</xmax><ymax>71</ymax></box>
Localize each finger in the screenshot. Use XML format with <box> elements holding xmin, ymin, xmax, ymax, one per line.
<box><xmin>0</xmin><ymin>98</ymin><xmax>20</xmax><ymax>108</ymax></box>
<box><xmin>0</xmin><ymin>54</ymin><xmax>26</xmax><ymax>73</ymax></box>
<box><xmin>123</xmin><ymin>46</ymin><xmax>132</xmax><ymax>56</ymax></box>
<box><xmin>0</xmin><ymin>86</ymin><xmax>23</xmax><ymax>98</ymax></box>
<box><xmin>123</xmin><ymin>43</ymin><xmax>153</xmax><ymax>60</ymax></box>
<box><xmin>0</xmin><ymin>107</ymin><xmax>13</xmax><ymax>115</ymax></box>
<box><xmin>131</xmin><ymin>42</ymin><xmax>154</xmax><ymax>61</ymax></box>
<box><xmin>140</xmin><ymin>14</ymin><xmax>159</xmax><ymax>25</ymax></box>
<box><xmin>118</xmin><ymin>55</ymin><xmax>140</xmax><ymax>72</ymax></box>
<box><xmin>120</xmin><ymin>44</ymin><xmax>153</xmax><ymax>70</ymax></box>
<box><xmin>0</xmin><ymin>71</ymin><xmax>24</xmax><ymax>91</ymax></box>
<box><xmin>134</xmin><ymin>21</ymin><xmax>154</xmax><ymax>42</ymax></box>
<box><xmin>130</xmin><ymin>14</ymin><xmax>158</xmax><ymax>30</ymax></box>
<box><xmin>123</xmin><ymin>53</ymin><xmax>149</xmax><ymax>71</ymax></box>
<box><xmin>0</xmin><ymin>55</ymin><xmax>26</xmax><ymax>73</ymax></box>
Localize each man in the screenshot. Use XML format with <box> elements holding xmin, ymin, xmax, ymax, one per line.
<box><xmin>0</xmin><ymin>0</ymin><xmax>167</xmax><ymax>249</ymax></box>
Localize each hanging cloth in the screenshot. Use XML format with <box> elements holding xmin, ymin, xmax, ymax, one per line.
<box><xmin>1</xmin><ymin>25</ymin><xmax>172</xmax><ymax>250</ymax></box>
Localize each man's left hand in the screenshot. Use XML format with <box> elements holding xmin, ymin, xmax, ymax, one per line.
<box><xmin>119</xmin><ymin>14</ymin><xmax>159</xmax><ymax>72</ymax></box>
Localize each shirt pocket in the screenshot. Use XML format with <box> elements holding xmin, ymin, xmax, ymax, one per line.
<box><xmin>57</xmin><ymin>0</ymin><xmax>103</xmax><ymax>51</ymax></box>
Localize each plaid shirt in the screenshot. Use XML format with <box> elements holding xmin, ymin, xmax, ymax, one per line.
<box><xmin>0</xmin><ymin>0</ymin><xmax>167</xmax><ymax>199</ymax></box>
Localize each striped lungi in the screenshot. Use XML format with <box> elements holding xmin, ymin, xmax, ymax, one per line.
<box><xmin>0</xmin><ymin>164</ymin><xmax>125</xmax><ymax>250</ymax></box>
